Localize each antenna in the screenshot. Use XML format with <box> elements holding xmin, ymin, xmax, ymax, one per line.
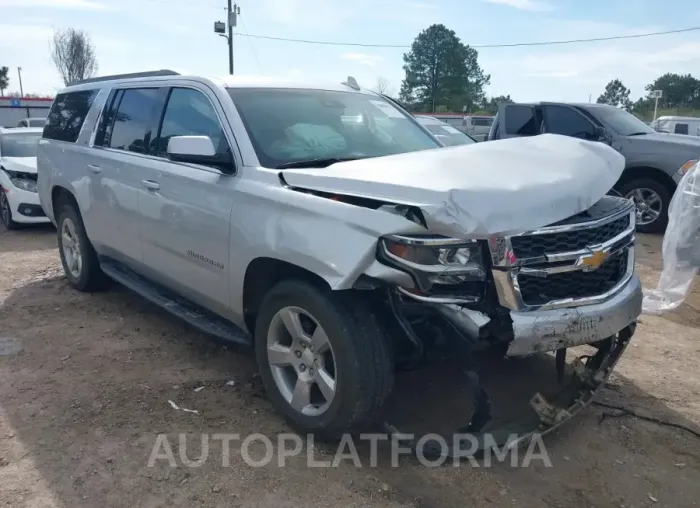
<box><xmin>342</xmin><ymin>76</ymin><xmax>360</xmax><ymax>90</ymax></box>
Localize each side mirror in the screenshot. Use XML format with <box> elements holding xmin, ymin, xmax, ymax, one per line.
<box><xmin>166</xmin><ymin>135</ymin><xmax>234</xmax><ymax>173</ymax></box>
<box><xmin>594</xmin><ymin>126</ymin><xmax>611</xmax><ymax>144</ymax></box>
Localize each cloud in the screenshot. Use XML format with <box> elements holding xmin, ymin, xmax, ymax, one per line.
<box><xmin>340</xmin><ymin>52</ymin><xmax>384</xmax><ymax>67</ymax></box>
<box><xmin>0</xmin><ymin>0</ymin><xmax>109</xmax><ymax>8</ymax></box>
<box><xmin>482</xmin><ymin>0</ymin><xmax>551</xmax><ymax>11</ymax></box>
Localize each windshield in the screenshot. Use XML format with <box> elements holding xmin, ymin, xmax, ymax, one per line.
<box><xmin>227</xmin><ymin>88</ymin><xmax>440</xmax><ymax>168</ymax></box>
<box><xmin>589</xmin><ymin>106</ymin><xmax>654</xmax><ymax>136</ymax></box>
<box><xmin>0</xmin><ymin>132</ymin><xmax>41</xmax><ymax>158</ymax></box>
<box><xmin>421</xmin><ymin>122</ymin><xmax>475</xmax><ymax>146</ymax></box>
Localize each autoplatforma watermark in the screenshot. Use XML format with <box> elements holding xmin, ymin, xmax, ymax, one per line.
<box><xmin>147</xmin><ymin>432</ymin><xmax>552</xmax><ymax>468</ymax></box>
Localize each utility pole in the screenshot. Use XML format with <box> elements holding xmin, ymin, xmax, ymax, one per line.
<box><xmin>17</xmin><ymin>66</ymin><xmax>24</xmax><ymax>97</ymax></box>
<box><xmin>215</xmin><ymin>2</ymin><xmax>239</xmax><ymax>74</ymax></box>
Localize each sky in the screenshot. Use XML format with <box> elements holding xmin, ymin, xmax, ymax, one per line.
<box><xmin>1</xmin><ymin>0</ymin><xmax>700</xmax><ymax>103</ymax></box>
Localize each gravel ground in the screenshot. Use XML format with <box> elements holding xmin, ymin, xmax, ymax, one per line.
<box><xmin>1</xmin><ymin>225</ymin><xmax>699</xmax><ymax>508</ymax></box>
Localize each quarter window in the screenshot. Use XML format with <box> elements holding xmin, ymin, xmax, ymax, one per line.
<box><xmin>156</xmin><ymin>88</ymin><xmax>231</xmax><ymax>165</ymax></box>
<box><xmin>43</xmin><ymin>90</ymin><xmax>98</xmax><ymax>143</ymax></box>
<box><xmin>108</xmin><ymin>88</ymin><xmax>160</xmax><ymax>153</ymax></box>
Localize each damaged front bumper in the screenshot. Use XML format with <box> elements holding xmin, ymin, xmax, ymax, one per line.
<box><xmin>507</xmin><ymin>274</ymin><xmax>642</xmax><ymax>356</ymax></box>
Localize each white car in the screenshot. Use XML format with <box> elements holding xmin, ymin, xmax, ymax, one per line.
<box><xmin>0</xmin><ymin>127</ymin><xmax>49</xmax><ymax>228</ymax></box>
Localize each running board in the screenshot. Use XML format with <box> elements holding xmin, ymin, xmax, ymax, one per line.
<box><xmin>100</xmin><ymin>259</ymin><xmax>251</xmax><ymax>346</ymax></box>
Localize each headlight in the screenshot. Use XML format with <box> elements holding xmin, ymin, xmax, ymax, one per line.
<box><xmin>380</xmin><ymin>235</ymin><xmax>485</xmax><ymax>287</ymax></box>
<box><xmin>10</xmin><ymin>177</ymin><xmax>37</xmax><ymax>193</ymax></box>
<box><xmin>678</xmin><ymin>159</ymin><xmax>699</xmax><ymax>177</ymax></box>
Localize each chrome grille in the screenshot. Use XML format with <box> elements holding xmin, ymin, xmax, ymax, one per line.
<box><xmin>518</xmin><ymin>250</ymin><xmax>629</xmax><ymax>306</ymax></box>
<box><xmin>489</xmin><ymin>196</ymin><xmax>636</xmax><ymax>311</ymax></box>
<box><xmin>510</xmin><ymin>214</ymin><xmax>630</xmax><ymax>259</ymax></box>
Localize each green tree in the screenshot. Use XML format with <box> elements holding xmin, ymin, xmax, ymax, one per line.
<box><xmin>596</xmin><ymin>79</ymin><xmax>632</xmax><ymax>110</ymax></box>
<box><xmin>399</xmin><ymin>24</ymin><xmax>490</xmax><ymax>113</ymax></box>
<box><xmin>481</xmin><ymin>94</ymin><xmax>513</xmax><ymax>115</ymax></box>
<box><xmin>644</xmin><ymin>73</ymin><xmax>700</xmax><ymax>109</ymax></box>
<box><xmin>0</xmin><ymin>66</ymin><xmax>9</xmax><ymax>96</ymax></box>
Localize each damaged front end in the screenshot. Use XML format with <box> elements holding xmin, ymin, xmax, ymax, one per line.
<box><xmin>374</xmin><ymin>195</ymin><xmax>642</xmax><ymax>455</ymax></box>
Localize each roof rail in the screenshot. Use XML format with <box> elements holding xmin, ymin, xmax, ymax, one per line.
<box><xmin>69</xmin><ymin>69</ymin><xmax>180</xmax><ymax>86</ymax></box>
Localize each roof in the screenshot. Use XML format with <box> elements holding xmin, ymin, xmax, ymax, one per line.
<box><xmin>0</xmin><ymin>127</ymin><xmax>44</xmax><ymax>135</ymax></box>
<box><xmin>61</xmin><ymin>70</ymin><xmax>378</xmax><ymax>95</ymax></box>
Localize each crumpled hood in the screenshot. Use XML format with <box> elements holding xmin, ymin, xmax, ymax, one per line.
<box><xmin>281</xmin><ymin>134</ymin><xmax>625</xmax><ymax>239</ymax></box>
<box><xmin>0</xmin><ymin>156</ymin><xmax>37</xmax><ymax>174</ymax></box>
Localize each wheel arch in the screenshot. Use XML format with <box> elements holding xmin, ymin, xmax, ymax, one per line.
<box><xmin>615</xmin><ymin>166</ymin><xmax>677</xmax><ymax>196</ymax></box>
<box><xmin>51</xmin><ymin>185</ymin><xmax>80</xmax><ymax>220</ymax></box>
<box><xmin>242</xmin><ymin>257</ymin><xmax>332</xmax><ymax>333</ymax></box>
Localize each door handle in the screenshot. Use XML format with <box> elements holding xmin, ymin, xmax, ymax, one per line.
<box><xmin>87</xmin><ymin>164</ymin><xmax>101</xmax><ymax>174</ymax></box>
<box><xmin>141</xmin><ymin>180</ymin><xmax>160</xmax><ymax>191</ymax></box>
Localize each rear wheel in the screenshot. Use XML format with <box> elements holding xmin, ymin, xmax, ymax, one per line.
<box><xmin>618</xmin><ymin>178</ymin><xmax>670</xmax><ymax>234</ymax></box>
<box><xmin>254</xmin><ymin>280</ymin><xmax>393</xmax><ymax>438</ymax></box>
<box><xmin>56</xmin><ymin>203</ymin><xmax>110</xmax><ymax>291</ymax></box>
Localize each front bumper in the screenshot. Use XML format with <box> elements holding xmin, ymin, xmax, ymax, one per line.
<box><xmin>1</xmin><ymin>185</ymin><xmax>50</xmax><ymax>224</ymax></box>
<box><xmin>507</xmin><ymin>274</ymin><xmax>642</xmax><ymax>356</ymax></box>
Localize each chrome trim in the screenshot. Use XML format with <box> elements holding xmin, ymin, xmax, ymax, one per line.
<box><xmin>397</xmin><ymin>286</ymin><xmax>479</xmax><ymax>305</ymax></box>
<box><xmin>384</xmin><ymin>234</ymin><xmax>478</xmax><ymax>247</ymax></box>
<box><xmin>489</xmin><ymin>198</ymin><xmax>637</xmax><ymax>311</ymax></box>
<box><xmin>489</xmin><ymin>201</ymin><xmax>635</xmax><ymax>269</ymax></box>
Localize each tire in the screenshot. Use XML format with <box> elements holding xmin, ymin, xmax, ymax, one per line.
<box><xmin>617</xmin><ymin>178</ymin><xmax>670</xmax><ymax>234</ymax></box>
<box><xmin>56</xmin><ymin>203</ymin><xmax>110</xmax><ymax>291</ymax></box>
<box><xmin>0</xmin><ymin>191</ymin><xmax>20</xmax><ymax>230</ymax></box>
<box><xmin>254</xmin><ymin>280</ymin><xmax>393</xmax><ymax>438</ymax></box>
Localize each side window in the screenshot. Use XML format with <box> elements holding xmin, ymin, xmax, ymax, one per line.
<box><xmin>504</xmin><ymin>105</ymin><xmax>538</xmax><ymax>136</ymax></box>
<box><xmin>156</xmin><ymin>87</ymin><xmax>230</xmax><ymax>164</ymax></box>
<box><xmin>674</xmin><ymin>123</ymin><xmax>689</xmax><ymax>135</ymax></box>
<box><xmin>43</xmin><ymin>89</ymin><xmax>98</xmax><ymax>142</ymax></box>
<box><xmin>108</xmin><ymin>88</ymin><xmax>160</xmax><ymax>153</ymax></box>
<box><xmin>543</xmin><ymin>105</ymin><xmax>596</xmax><ymax>139</ymax></box>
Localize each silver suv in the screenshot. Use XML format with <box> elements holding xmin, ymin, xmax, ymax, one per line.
<box><xmin>37</xmin><ymin>70</ymin><xmax>642</xmax><ymax>448</ymax></box>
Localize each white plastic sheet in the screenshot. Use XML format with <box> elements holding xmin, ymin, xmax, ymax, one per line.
<box><xmin>642</xmin><ymin>161</ymin><xmax>700</xmax><ymax>314</ymax></box>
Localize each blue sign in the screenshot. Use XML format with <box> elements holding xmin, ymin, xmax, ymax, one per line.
<box><xmin>10</xmin><ymin>98</ymin><xmax>20</xmax><ymax>107</ymax></box>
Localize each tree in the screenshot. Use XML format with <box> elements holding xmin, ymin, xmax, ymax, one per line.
<box><xmin>597</xmin><ymin>79</ymin><xmax>632</xmax><ymax>110</ymax></box>
<box><xmin>372</xmin><ymin>77</ymin><xmax>392</xmax><ymax>95</ymax></box>
<box><xmin>0</xmin><ymin>66</ymin><xmax>9</xmax><ymax>96</ymax></box>
<box><xmin>399</xmin><ymin>24</ymin><xmax>490</xmax><ymax>113</ymax></box>
<box><xmin>482</xmin><ymin>94</ymin><xmax>513</xmax><ymax>115</ymax></box>
<box><xmin>644</xmin><ymin>73</ymin><xmax>700</xmax><ymax>109</ymax></box>
<box><xmin>50</xmin><ymin>28</ymin><xmax>98</xmax><ymax>86</ymax></box>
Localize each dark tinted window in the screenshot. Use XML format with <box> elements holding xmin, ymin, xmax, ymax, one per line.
<box><xmin>504</xmin><ymin>105</ymin><xmax>538</xmax><ymax>136</ymax></box>
<box><xmin>543</xmin><ymin>105</ymin><xmax>596</xmax><ymax>139</ymax></box>
<box><xmin>156</xmin><ymin>88</ymin><xmax>230</xmax><ymax>161</ymax></box>
<box><xmin>109</xmin><ymin>88</ymin><xmax>160</xmax><ymax>153</ymax></box>
<box><xmin>675</xmin><ymin>123</ymin><xmax>689</xmax><ymax>135</ymax></box>
<box><xmin>43</xmin><ymin>90</ymin><xmax>98</xmax><ymax>142</ymax></box>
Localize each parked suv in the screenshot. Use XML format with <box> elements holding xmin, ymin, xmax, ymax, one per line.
<box><xmin>488</xmin><ymin>102</ymin><xmax>700</xmax><ymax>233</ymax></box>
<box><xmin>38</xmin><ymin>71</ymin><xmax>642</xmax><ymax>449</ymax></box>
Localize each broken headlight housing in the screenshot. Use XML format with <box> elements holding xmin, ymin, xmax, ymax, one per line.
<box><xmin>379</xmin><ymin>235</ymin><xmax>487</xmax><ymax>301</ymax></box>
<box><xmin>4</xmin><ymin>169</ymin><xmax>38</xmax><ymax>193</ymax></box>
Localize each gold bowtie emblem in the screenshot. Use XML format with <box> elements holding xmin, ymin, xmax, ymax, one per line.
<box><xmin>581</xmin><ymin>249</ymin><xmax>609</xmax><ymax>270</ymax></box>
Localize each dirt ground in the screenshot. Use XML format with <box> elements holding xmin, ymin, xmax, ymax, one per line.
<box><xmin>1</xmin><ymin>225</ymin><xmax>699</xmax><ymax>508</ymax></box>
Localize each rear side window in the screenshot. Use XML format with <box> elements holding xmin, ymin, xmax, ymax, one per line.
<box><xmin>108</xmin><ymin>88</ymin><xmax>160</xmax><ymax>153</ymax></box>
<box><xmin>674</xmin><ymin>123</ymin><xmax>689</xmax><ymax>135</ymax></box>
<box><xmin>43</xmin><ymin>90</ymin><xmax>98</xmax><ymax>142</ymax></box>
<box><xmin>504</xmin><ymin>105</ymin><xmax>538</xmax><ymax>136</ymax></box>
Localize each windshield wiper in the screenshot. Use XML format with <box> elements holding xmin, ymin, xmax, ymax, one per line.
<box><xmin>627</xmin><ymin>131</ymin><xmax>650</xmax><ymax>136</ymax></box>
<box><xmin>276</xmin><ymin>157</ymin><xmax>364</xmax><ymax>169</ymax></box>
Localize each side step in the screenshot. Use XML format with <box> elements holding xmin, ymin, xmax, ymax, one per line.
<box><xmin>100</xmin><ymin>258</ymin><xmax>252</xmax><ymax>346</ymax></box>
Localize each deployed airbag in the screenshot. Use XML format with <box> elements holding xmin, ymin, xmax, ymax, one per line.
<box><xmin>281</xmin><ymin>134</ymin><xmax>625</xmax><ymax>238</ymax></box>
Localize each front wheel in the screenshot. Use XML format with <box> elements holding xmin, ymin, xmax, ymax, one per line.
<box><xmin>254</xmin><ymin>281</ymin><xmax>393</xmax><ymax>438</ymax></box>
<box><xmin>0</xmin><ymin>191</ymin><xmax>20</xmax><ymax>230</ymax></box>
<box><xmin>618</xmin><ymin>178</ymin><xmax>670</xmax><ymax>234</ymax></box>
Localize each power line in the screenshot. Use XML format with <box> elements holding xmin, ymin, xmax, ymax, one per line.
<box><xmin>240</xmin><ymin>17</ymin><xmax>263</xmax><ymax>74</ymax></box>
<box><xmin>235</xmin><ymin>26</ymin><xmax>700</xmax><ymax>49</ymax></box>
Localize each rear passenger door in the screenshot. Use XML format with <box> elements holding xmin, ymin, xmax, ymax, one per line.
<box><xmin>87</xmin><ymin>86</ymin><xmax>165</xmax><ymax>266</ymax></box>
<box><xmin>137</xmin><ymin>85</ymin><xmax>236</xmax><ymax>317</ymax></box>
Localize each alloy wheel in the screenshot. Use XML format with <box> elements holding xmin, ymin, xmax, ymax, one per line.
<box><xmin>266</xmin><ymin>306</ymin><xmax>337</xmax><ymax>417</ymax></box>
<box><xmin>625</xmin><ymin>187</ymin><xmax>663</xmax><ymax>226</ymax></box>
<box><xmin>61</xmin><ymin>217</ymin><xmax>83</xmax><ymax>278</ymax></box>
